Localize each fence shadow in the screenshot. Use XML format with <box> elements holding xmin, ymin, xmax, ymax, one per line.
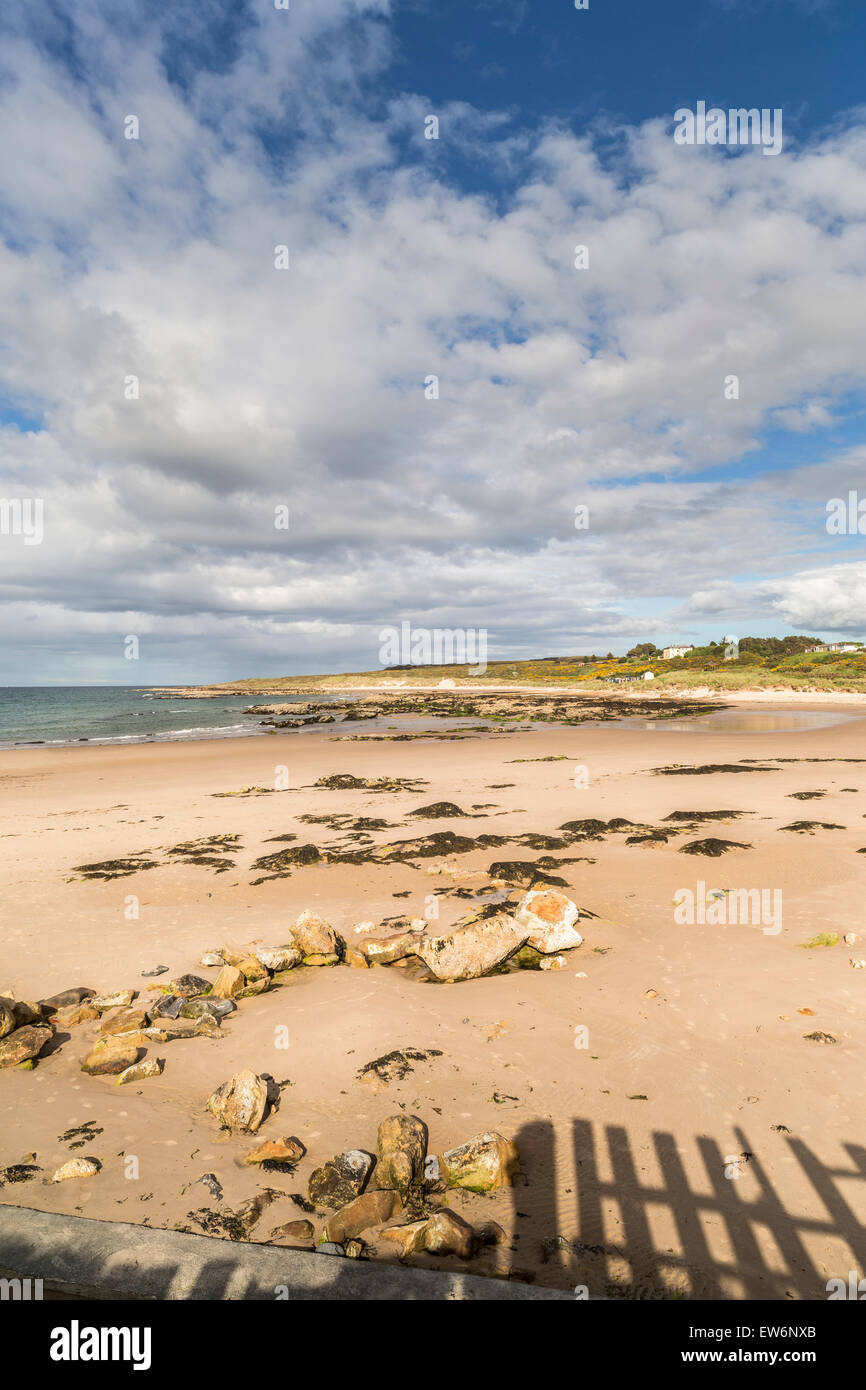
<box><xmin>512</xmin><ymin>1117</ymin><xmax>866</xmax><ymax>1300</ymax></box>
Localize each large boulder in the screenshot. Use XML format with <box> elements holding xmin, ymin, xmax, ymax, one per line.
<box><xmin>439</xmin><ymin>1132</ymin><xmax>519</xmax><ymax>1192</ymax></box>
<box><xmin>308</xmin><ymin>1150</ymin><xmax>374</xmax><ymax>1209</ymax></box>
<box><xmin>0</xmin><ymin>1024</ymin><xmax>53</xmax><ymax>1068</ymax></box>
<box><xmin>324</xmin><ymin>1189</ymin><xmax>402</xmax><ymax>1244</ymax></box>
<box><xmin>375</xmin><ymin>1114</ymin><xmax>427</xmax><ymax>1199</ymax></box>
<box><xmin>423</xmin><ymin>1210</ymin><xmax>476</xmax><ymax>1258</ymax></box>
<box><xmin>514</xmin><ymin>890</ymin><xmax>582</xmax><ymax>953</ymax></box>
<box><xmin>291</xmin><ymin>911</ymin><xmax>345</xmax><ymax>961</ymax></box>
<box><xmin>415</xmin><ymin>911</ymin><xmax>528</xmax><ymax>982</ymax></box>
<box><xmin>206</xmin><ymin>1069</ymin><xmax>269</xmax><ymax>1133</ymax></box>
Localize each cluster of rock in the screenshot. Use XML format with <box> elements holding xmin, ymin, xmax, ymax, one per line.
<box><xmin>200</xmin><ymin>891</ymin><xmax>582</xmax><ymax>985</ymax></box>
<box><xmin>0</xmin><ymin>891</ymin><xmax>581</xmax><ymax>1077</ymax></box>
<box><xmin>0</xmin><ymin>975</ymin><xmax>228</xmax><ymax>1075</ymax></box>
<box><xmin>204</xmin><ymin>1081</ymin><xmax>520</xmax><ymax>1268</ymax></box>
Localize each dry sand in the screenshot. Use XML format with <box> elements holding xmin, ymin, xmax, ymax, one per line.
<box><xmin>1</xmin><ymin>704</ymin><xmax>864</xmax><ymax>1299</ymax></box>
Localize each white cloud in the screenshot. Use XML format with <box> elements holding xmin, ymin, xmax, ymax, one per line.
<box><xmin>1</xmin><ymin>4</ymin><xmax>866</xmax><ymax>679</ymax></box>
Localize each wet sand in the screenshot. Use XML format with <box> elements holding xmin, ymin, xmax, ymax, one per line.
<box><xmin>1</xmin><ymin>705</ymin><xmax>864</xmax><ymax>1299</ymax></box>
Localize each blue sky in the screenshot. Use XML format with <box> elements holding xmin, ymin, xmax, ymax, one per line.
<box><xmin>0</xmin><ymin>0</ymin><xmax>865</xmax><ymax>682</ymax></box>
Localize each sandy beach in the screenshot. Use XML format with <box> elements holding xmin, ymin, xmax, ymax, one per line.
<box><xmin>1</xmin><ymin>703</ymin><xmax>864</xmax><ymax>1299</ymax></box>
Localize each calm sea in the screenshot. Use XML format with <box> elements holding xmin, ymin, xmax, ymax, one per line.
<box><xmin>0</xmin><ymin>687</ymin><xmax>317</xmax><ymax>749</ymax></box>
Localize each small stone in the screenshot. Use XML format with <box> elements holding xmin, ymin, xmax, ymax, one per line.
<box><xmin>237</xmin><ymin>956</ymin><xmax>270</xmax><ymax>983</ymax></box>
<box><xmin>379</xmin><ymin>1220</ymin><xmax>429</xmax><ymax>1257</ymax></box>
<box><xmin>244</xmin><ymin>1137</ymin><xmax>306</xmax><ymax>1166</ymax></box>
<box><xmin>99</xmin><ymin>1006</ymin><xmax>151</xmax><ymax>1036</ymax></box>
<box><xmin>539</xmin><ymin>954</ymin><xmax>566</xmax><ymax>971</ymax></box>
<box><xmin>850</xmin><ymin>958</ymin><xmax>866</xmax><ymax>970</ymax></box>
<box><xmin>324</xmin><ymin>1189</ymin><xmax>402</xmax><ymax>1244</ymax></box>
<box><xmin>194</xmin><ymin>1015</ymin><xmax>222</xmax><ymax>1038</ymax></box>
<box><xmin>803</xmin><ymin>1031</ymin><xmax>838</xmax><ymax>1044</ymax></box>
<box><xmin>170</xmin><ymin>974</ymin><xmax>213</xmax><ymax>998</ymax></box>
<box><xmin>52</xmin><ymin>1157</ymin><xmax>101</xmax><ymax>1182</ymax></box>
<box><xmin>376</xmin><ymin>1114</ymin><xmax>427</xmax><ymax>1198</ymax></box>
<box><xmin>52</xmin><ymin>1002</ymin><xmax>100</xmax><ymax>1028</ymax></box>
<box><xmin>0</xmin><ymin>1024</ymin><xmax>53</xmax><ymax>1069</ymax></box>
<box><xmin>211</xmin><ymin>965</ymin><xmax>245</xmax><ymax>999</ymax></box>
<box><xmin>254</xmin><ymin>945</ymin><xmax>303</xmax><ymax>972</ymax></box>
<box><xmin>316</xmin><ymin>1242</ymin><xmax>345</xmax><ymax>1257</ymax></box>
<box><xmin>345</xmin><ymin>1239</ymin><xmax>365</xmax><ymax>1259</ymax></box>
<box><xmin>91</xmin><ymin>990</ymin><xmax>137</xmax><ymax>1012</ymax></box>
<box><xmin>844</xmin><ymin>933</ymin><xmax>860</xmax><ymax>945</ymax></box>
<box><xmin>362</xmin><ymin>931</ymin><xmax>418</xmax><ymax>965</ymax></box>
<box><xmin>424</xmin><ymin>1154</ymin><xmax>441</xmax><ymax>1183</ymax></box>
<box><xmin>344</xmin><ymin>947</ymin><xmax>369</xmax><ymax>969</ymax></box>
<box><xmin>116</xmin><ymin>1058</ymin><xmax>162</xmax><ymax>1086</ymax></box>
<box><xmin>237</xmin><ymin>978</ymin><xmax>271</xmax><ymax>998</ymax></box>
<box><xmin>180</xmin><ymin>997</ymin><xmax>230</xmax><ymax>1021</ymax></box>
<box><xmin>0</xmin><ymin>998</ymin><xmax>17</xmax><ymax>1038</ymax></box>
<box><xmin>152</xmin><ymin>994</ymin><xmax>184</xmax><ymax>1019</ymax></box>
<box><xmin>141</xmin><ymin>965</ymin><xmax>169</xmax><ymax>977</ymax></box>
<box><xmin>80</xmin><ymin>1036</ymin><xmax>141</xmax><ymax>1076</ymax></box>
<box><xmin>199</xmin><ymin>952</ymin><xmax>225</xmax><ymax>967</ymax></box>
<box><xmin>269</xmin><ymin>1219</ymin><xmax>314</xmax><ymax>1245</ymax></box>
<box><xmin>439</xmin><ymin>1131</ymin><xmax>519</xmax><ymax>1192</ymax></box>
<box><xmin>206</xmin><ymin>1069</ymin><xmax>269</xmax><ymax>1132</ymax></box>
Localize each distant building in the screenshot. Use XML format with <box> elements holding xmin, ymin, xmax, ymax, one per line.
<box><xmin>662</xmin><ymin>644</ymin><xmax>694</xmax><ymax>660</ymax></box>
<box><xmin>643</xmin><ymin>670</ymin><xmax>655</xmax><ymax>680</ymax></box>
<box><xmin>806</xmin><ymin>642</ymin><xmax>862</xmax><ymax>654</ymax></box>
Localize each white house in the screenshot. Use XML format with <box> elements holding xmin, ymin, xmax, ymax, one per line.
<box><xmin>806</xmin><ymin>642</ymin><xmax>862</xmax><ymax>654</ymax></box>
<box><xmin>662</xmin><ymin>644</ymin><xmax>693</xmax><ymax>660</ymax></box>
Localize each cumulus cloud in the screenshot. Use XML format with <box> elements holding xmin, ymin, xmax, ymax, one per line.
<box><xmin>1</xmin><ymin>0</ymin><xmax>865</xmax><ymax>680</ymax></box>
